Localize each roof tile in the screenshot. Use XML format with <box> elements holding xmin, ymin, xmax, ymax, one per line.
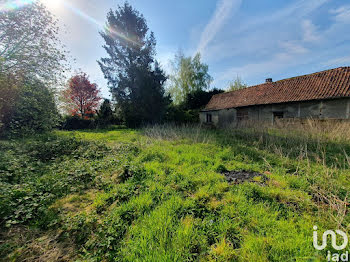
<box><xmin>205</xmin><ymin>67</ymin><xmax>350</xmax><ymax>111</ymax></box>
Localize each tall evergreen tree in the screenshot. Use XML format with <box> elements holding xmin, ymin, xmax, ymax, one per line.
<box><xmin>97</xmin><ymin>99</ymin><xmax>114</xmax><ymax>127</ymax></box>
<box><xmin>99</xmin><ymin>2</ymin><xmax>169</xmax><ymax>127</ymax></box>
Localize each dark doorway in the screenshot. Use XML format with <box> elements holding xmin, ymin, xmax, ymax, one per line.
<box><xmin>206</xmin><ymin>113</ymin><xmax>212</xmax><ymax>123</ymax></box>
<box><xmin>273</xmin><ymin>111</ymin><xmax>284</xmax><ymax>123</ymax></box>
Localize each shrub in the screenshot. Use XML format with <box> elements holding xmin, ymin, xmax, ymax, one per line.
<box><xmin>165</xmin><ymin>89</ymin><xmax>224</xmax><ymax>124</ymax></box>
<box><xmin>0</xmin><ymin>73</ymin><xmax>19</xmax><ymax>136</ymax></box>
<box><xmin>165</xmin><ymin>105</ymin><xmax>200</xmax><ymax>124</ymax></box>
<box><xmin>0</xmin><ymin>134</ymin><xmax>116</xmax><ymax>228</ymax></box>
<box><xmin>61</xmin><ymin>115</ymin><xmax>95</xmax><ymax>130</ymax></box>
<box><xmin>7</xmin><ymin>78</ymin><xmax>58</xmax><ymax>137</ymax></box>
<box><xmin>96</xmin><ymin>99</ymin><xmax>118</xmax><ymax>128</ymax></box>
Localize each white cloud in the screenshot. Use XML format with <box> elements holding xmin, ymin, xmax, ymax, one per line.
<box><xmin>280</xmin><ymin>41</ymin><xmax>308</xmax><ymax>54</ymax></box>
<box><xmin>195</xmin><ymin>0</ymin><xmax>242</xmax><ymax>56</ymax></box>
<box><xmin>214</xmin><ymin>52</ymin><xmax>293</xmax><ymax>86</ymax></box>
<box><xmin>301</xmin><ymin>20</ymin><xmax>320</xmax><ymax>42</ymax></box>
<box><xmin>322</xmin><ymin>56</ymin><xmax>350</xmax><ymax>66</ymax></box>
<box><xmin>206</xmin><ymin>0</ymin><xmax>332</xmax><ymax>88</ymax></box>
<box><xmin>231</xmin><ymin>0</ymin><xmax>329</xmax><ymax>36</ymax></box>
<box><xmin>199</xmin><ymin>0</ymin><xmax>328</xmax><ymax>63</ymax></box>
<box><xmin>330</xmin><ymin>5</ymin><xmax>350</xmax><ymax>23</ymax></box>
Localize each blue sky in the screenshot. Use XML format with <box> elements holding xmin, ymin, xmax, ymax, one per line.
<box><xmin>44</xmin><ymin>0</ymin><xmax>350</xmax><ymax>98</ymax></box>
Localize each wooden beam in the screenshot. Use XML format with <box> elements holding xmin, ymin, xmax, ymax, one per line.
<box><xmin>319</xmin><ymin>101</ymin><xmax>324</xmax><ymax>119</ymax></box>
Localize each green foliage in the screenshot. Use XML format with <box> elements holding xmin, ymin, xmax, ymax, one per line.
<box><xmin>99</xmin><ymin>3</ymin><xmax>170</xmax><ymax>127</ymax></box>
<box><xmin>228</xmin><ymin>76</ymin><xmax>248</xmax><ymax>91</ymax></box>
<box><xmin>61</xmin><ymin>115</ymin><xmax>95</xmax><ymax>130</ymax></box>
<box><xmin>120</xmin><ymin>64</ymin><xmax>171</xmax><ymax>127</ymax></box>
<box><xmin>2</xmin><ymin>125</ymin><xmax>350</xmax><ymax>261</ymax></box>
<box><xmin>166</xmin><ymin>89</ymin><xmax>224</xmax><ymax>124</ymax></box>
<box><xmin>165</xmin><ymin>105</ymin><xmax>200</xmax><ymax>124</ymax></box>
<box><xmin>182</xmin><ymin>89</ymin><xmax>224</xmax><ymax>110</ymax></box>
<box><xmin>168</xmin><ymin>51</ymin><xmax>213</xmax><ymax>104</ymax></box>
<box><xmin>0</xmin><ymin>1</ymin><xmax>68</xmax><ymax>85</ymax></box>
<box><xmin>0</xmin><ymin>72</ymin><xmax>19</xmax><ymax>135</ymax></box>
<box><xmin>7</xmin><ymin>78</ymin><xmax>59</xmax><ymax>136</ymax></box>
<box><xmin>96</xmin><ymin>99</ymin><xmax>114</xmax><ymax>127</ymax></box>
<box><xmin>0</xmin><ymin>2</ymin><xmax>67</xmax><ymax>137</ymax></box>
<box><xmin>0</xmin><ymin>134</ymin><xmax>131</xmax><ymax>229</ymax></box>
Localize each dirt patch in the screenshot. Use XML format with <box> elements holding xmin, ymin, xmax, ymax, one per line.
<box><xmin>222</xmin><ymin>170</ymin><xmax>268</xmax><ymax>184</ymax></box>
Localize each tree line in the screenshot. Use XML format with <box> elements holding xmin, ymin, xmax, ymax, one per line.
<box><xmin>0</xmin><ymin>2</ymin><xmax>66</xmax><ymax>136</ymax></box>
<box><xmin>0</xmin><ymin>1</ymin><xmax>248</xmax><ymax>136</ymax></box>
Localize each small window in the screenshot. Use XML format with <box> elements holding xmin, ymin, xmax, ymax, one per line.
<box><xmin>237</xmin><ymin>111</ymin><xmax>248</xmax><ymax>122</ymax></box>
<box><xmin>273</xmin><ymin>112</ymin><xmax>284</xmax><ymax>119</ymax></box>
<box><xmin>206</xmin><ymin>113</ymin><xmax>212</xmax><ymax>123</ymax></box>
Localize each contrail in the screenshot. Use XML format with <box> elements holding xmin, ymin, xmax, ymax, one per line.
<box><xmin>195</xmin><ymin>0</ymin><xmax>242</xmax><ymax>56</ymax></box>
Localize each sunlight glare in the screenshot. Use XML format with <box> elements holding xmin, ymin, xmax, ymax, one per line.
<box><xmin>0</xmin><ymin>0</ymin><xmax>34</xmax><ymax>12</ymax></box>
<box><xmin>40</xmin><ymin>0</ymin><xmax>62</xmax><ymax>10</ymax></box>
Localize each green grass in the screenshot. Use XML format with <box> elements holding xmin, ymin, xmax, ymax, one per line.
<box><xmin>1</xmin><ymin>124</ymin><xmax>350</xmax><ymax>261</ymax></box>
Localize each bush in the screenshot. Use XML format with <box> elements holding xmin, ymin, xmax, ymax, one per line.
<box><xmin>61</xmin><ymin>100</ymin><xmax>122</xmax><ymax>130</ymax></box>
<box><xmin>61</xmin><ymin>115</ymin><xmax>95</xmax><ymax>130</ymax></box>
<box><xmin>0</xmin><ymin>73</ymin><xmax>19</xmax><ymax>136</ymax></box>
<box><xmin>0</xmin><ymin>134</ymin><xmax>113</xmax><ymax>228</ymax></box>
<box><xmin>96</xmin><ymin>99</ymin><xmax>115</xmax><ymax>128</ymax></box>
<box><xmin>183</xmin><ymin>89</ymin><xmax>224</xmax><ymax>110</ymax></box>
<box><xmin>3</xmin><ymin>77</ymin><xmax>58</xmax><ymax>137</ymax></box>
<box><xmin>165</xmin><ymin>105</ymin><xmax>200</xmax><ymax>124</ymax></box>
<box><xmin>165</xmin><ymin>89</ymin><xmax>224</xmax><ymax>124</ymax></box>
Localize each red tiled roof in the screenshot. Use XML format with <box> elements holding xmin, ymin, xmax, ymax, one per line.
<box><xmin>204</xmin><ymin>67</ymin><xmax>350</xmax><ymax>111</ymax></box>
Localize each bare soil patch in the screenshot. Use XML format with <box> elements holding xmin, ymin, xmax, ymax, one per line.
<box><xmin>222</xmin><ymin>170</ymin><xmax>268</xmax><ymax>184</ymax></box>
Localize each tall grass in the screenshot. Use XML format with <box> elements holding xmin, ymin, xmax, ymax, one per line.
<box><xmin>2</xmin><ymin>122</ymin><xmax>350</xmax><ymax>261</ymax></box>
<box><xmin>143</xmin><ymin>121</ymin><xmax>350</xmax><ymax>228</ymax></box>
<box><xmin>144</xmin><ymin>120</ymin><xmax>350</xmax><ymax>167</ymax></box>
<box><xmin>143</xmin><ymin>123</ymin><xmax>215</xmax><ymax>144</ymax></box>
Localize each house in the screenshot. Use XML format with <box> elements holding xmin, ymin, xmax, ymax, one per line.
<box><xmin>200</xmin><ymin>67</ymin><xmax>350</xmax><ymax>127</ymax></box>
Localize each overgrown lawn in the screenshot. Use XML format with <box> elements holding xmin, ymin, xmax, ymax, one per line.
<box><xmin>1</xmin><ymin>124</ymin><xmax>349</xmax><ymax>261</ymax></box>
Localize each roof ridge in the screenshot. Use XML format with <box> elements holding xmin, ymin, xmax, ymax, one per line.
<box><xmin>205</xmin><ymin>66</ymin><xmax>350</xmax><ymax>110</ymax></box>
<box><xmin>219</xmin><ymin>67</ymin><xmax>350</xmax><ymax>97</ymax></box>
<box><xmin>272</xmin><ymin>66</ymin><xmax>350</xmax><ymax>84</ymax></box>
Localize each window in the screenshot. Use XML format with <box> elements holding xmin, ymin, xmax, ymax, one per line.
<box><xmin>237</xmin><ymin>109</ymin><xmax>249</xmax><ymax>122</ymax></box>
<box><xmin>273</xmin><ymin>112</ymin><xmax>284</xmax><ymax>119</ymax></box>
<box><xmin>206</xmin><ymin>113</ymin><xmax>212</xmax><ymax>123</ymax></box>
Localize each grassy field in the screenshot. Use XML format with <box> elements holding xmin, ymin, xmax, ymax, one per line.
<box><xmin>1</xmin><ymin>123</ymin><xmax>350</xmax><ymax>261</ymax></box>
